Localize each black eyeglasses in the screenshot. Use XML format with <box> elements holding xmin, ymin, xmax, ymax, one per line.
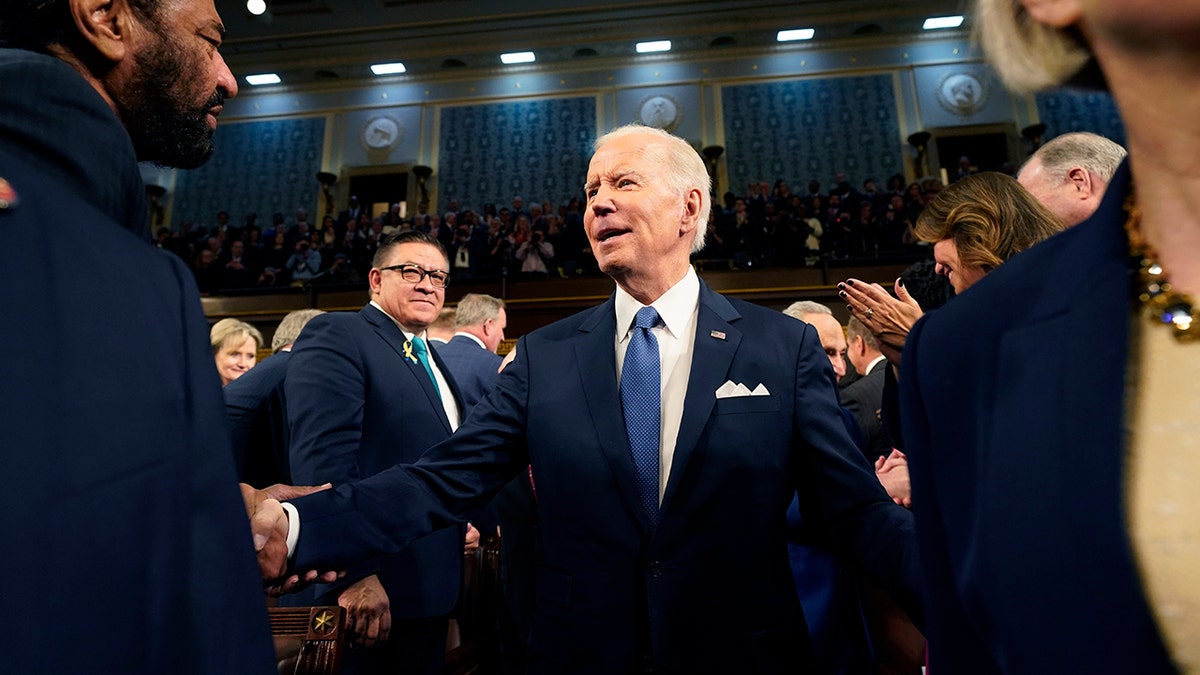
<box><xmin>379</xmin><ymin>263</ymin><xmax>450</xmax><ymax>288</ymax></box>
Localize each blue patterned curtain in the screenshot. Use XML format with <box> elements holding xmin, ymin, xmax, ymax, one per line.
<box><xmin>173</xmin><ymin>117</ymin><xmax>326</xmax><ymax>228</ymax></box>
<box><xmin>437</xmin><ymin>97</ymin><xmax>596</xmax><ymax>211</ymax></box>
<box><xmin>722</xmin><ymin>75</ymin><xmax>903</xmax><ymax>194</ymax></box>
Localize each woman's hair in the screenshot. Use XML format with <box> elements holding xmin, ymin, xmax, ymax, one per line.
<box><xmin>210</xmin><ymin>318</ymin><xmax>264</xmax><ymax>356</ymax></box>
<box><xmin>974</xmin><ymin>0</ymin><xmax>1099</xmax><ymax>92</ymax></box>
<box><xmin>914</xmin><ymin>172</ymin><xmax>1066</xmax><ymax>274</ymax></box>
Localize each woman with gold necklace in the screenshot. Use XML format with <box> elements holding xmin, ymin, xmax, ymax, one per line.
<box><xmin>901</xmin><ymin>0</ymin><xmax>1200</xmax><ymax>672</ymax></box>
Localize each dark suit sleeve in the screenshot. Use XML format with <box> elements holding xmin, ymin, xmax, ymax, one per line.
<box><xmin>289</xmin><ymin>336</ymin><xmax>532</xmax><ymax>572</ymax></box>
<box><xmin>791</xmin><ymin>324</ymin><xmax>924</xmax><ymax>629</ymax></box>
<box><xmin>286</xmin><ymin>316</ymin><xmax>367</xmax><ymax>485</ymax></box>
<box><xmin>900</xmin><ymin>316</ymin><xmax>1000</xmax><ymax>673</ymax></box>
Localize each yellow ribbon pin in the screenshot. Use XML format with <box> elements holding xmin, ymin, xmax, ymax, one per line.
<box><xmin>402</xmin><ymin>339</ymin><xmax>418</xmax><ymax>363</ymax></box>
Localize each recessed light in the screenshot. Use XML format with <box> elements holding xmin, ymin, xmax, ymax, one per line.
<box><xmin>370</xmin><ymin>62</ymin><xmax>407</xmax><ymax>75</ymax></box>
<box><xmin>500</xmin><ymin>51</ymin><xmax>536</xmax><ymax>64</ymax></box>
<box><xmin>245</xmin><ymin>73</ymin><xmax>281</xmax><ymax>86</ymax></box>
<box><xmin>923</xmin><ymin>16</ymin><xmax>964</xmax><ymax>30</ymax></box>
<box><xmin>246</xmin><ymin>0</ymin><xmax>266</xmax><ymax>16</ymax></box>
<box><xmin>635</xmin><ymin>40</ymin><xmax>671</xmax><ymax>54</ymax></box>
<box><xmin>777</xmin><ymin>28</ymin><xmax>815</xmax><ymax>42</ymax></box>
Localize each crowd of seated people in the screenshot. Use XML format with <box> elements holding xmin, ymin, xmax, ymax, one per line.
<box><xmin>161</xmin><ymin>172</ymin><xmax>946</xmax><ymax>295</ymax></box>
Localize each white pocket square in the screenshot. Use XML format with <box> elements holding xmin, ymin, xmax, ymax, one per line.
<box><xmin>715</xmin><ymin>380</ymin><xmax>770</xmax><ymax>398</ymax></box>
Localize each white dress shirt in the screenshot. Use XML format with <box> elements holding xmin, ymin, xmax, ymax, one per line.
<box><xmin>613</xmin><ymin>267</ymin><xmax>700</xmax><ymax>503</ymax></box>
<box><xmin>370</xmin><ymin>300</ymin><xmax>461</xmax><ymax>432</ymax></box>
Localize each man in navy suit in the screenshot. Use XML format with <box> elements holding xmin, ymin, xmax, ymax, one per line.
<box><xmin>256</xmin><ymin>125</ymin><xmax>921</xmax><ymax>674</ymax></box>
<box><xmin>224</xmin><ymin>308</ymin><xmax>324</xmax><ymax>486</ymax></box>
<box><xmin>284</xmin><ymin>230</ymin><xmax>466</xmax><ymax>674</ymax></box>
<box><xmin>434</xmin><ymin>293</ymin><xmax>506</xmax><ymax>412</ymax></box>
<box><xmin>1</xmin><ymin>0</ymin><xmax>288</xmax><ymax>672</ymax></box>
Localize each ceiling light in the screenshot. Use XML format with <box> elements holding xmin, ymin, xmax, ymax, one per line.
<box><xmin>245</xmin><ymin>73</ymin><xmax>281</xmax><ymax>86</ymax></box>
<box><xmin>246</xmin><ymin>0</ymin><xmax>266</xmax><ymax>16</ymax></box>
<box><xmin>923</xmin><ymin>15</ymin><xmax>964</xmax><ymax>30</ymax></box>
<box><xmin>777</xmin><ymin>28</ymin><xmax>815</xmax><ymax>42</ymax></box>
<box><xmin>500</xmin><ymin>51</ymin><xmax>536</xmax><ymax>65</ymax></box>
<box><xmin>370</xmin><ymin>62</ymin><xmax>407</xmax><ymax>75</ymax></box>
<box><xmin>636</xmin><ymin>40</ymin><xmax>671</xmax><ymax>54</ymax></box>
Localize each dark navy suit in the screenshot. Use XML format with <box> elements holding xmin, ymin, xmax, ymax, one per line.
<box><xmin>434</xmin><ymin>334</ymin><xmax>502</xmax><ymax>413</ymax></box>
<box><xmin>285</xmin><ymin>304</ymin><xmax>465</xmax><ymax>672</ymax></box>
<box><xmin>901</xmin><ymin>162</ymin><xmax>1175</xmax><ymax>673</ymax></box>
<box><xmin>0</xmin><ymin>49</ymin><xmax>273</xmax><ymax>673</ymax></box>
<box><xmin>224</xmin><ymin>350</ymin><xmax>293</xmax><ymax>486</ymax></box>
<box><xmin>290</xmin><ymin>281</ymin><xmax>921</xmax><ymax>675</ymax></box>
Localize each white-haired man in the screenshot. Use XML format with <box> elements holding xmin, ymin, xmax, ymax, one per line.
<box><xmin>1017</xmin><ymin>131</ymin><xmax>1126</xmax><ymax>226</ymax></box>
<box><xmin>251</xmin><ymin>125</ymin><xmax>921</xmax><ymax>674</ymax></box>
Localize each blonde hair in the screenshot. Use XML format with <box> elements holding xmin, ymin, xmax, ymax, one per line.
<box><xmin>914</xmin><ymin>172</ymin><xmax>1065</xmax><ymax>273</ymax></box>
<box><xmin>210</xmin><ymin>318</ymin><xmax>264</xmax><ymax>355</ymax></box>
<box><xmin>974</xmin><ymin>0</ymin><xmax>1093</xmax><ymax>92</ymax></box>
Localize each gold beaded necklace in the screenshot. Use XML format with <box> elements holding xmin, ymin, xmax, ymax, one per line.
<box><xmin>1125</xmin><ymin>195</ymin><xmax>1199</xmax><ymax>341</ymax></box>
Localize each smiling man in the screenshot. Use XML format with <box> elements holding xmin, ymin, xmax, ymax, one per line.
<box><xmin>255</xmin><ymin>125</ymin><xmax>922</xmax><ymax>674</ymax></box>
<box><xmin>0</xmin><ymin>0</ymin><xmax>277</xmax><ymax>673</ymax></box>
<box><xmin>283</xmin><ymin>230</ymin><xmax>467</xmax><ymax>675</ymax></box>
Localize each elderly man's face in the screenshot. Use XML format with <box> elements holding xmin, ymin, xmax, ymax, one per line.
<box><xmin>114</xmin><ymin>0</ymin><xmax>237</xmax><ymax>169</ymax></box>
<box><xmin>584</xmin><ymin>132</ymin><xmax>694</xmax><ymax>282</ymax></box>
<box><xmin>803</xmin><ymin>313</ymin><xmax>848</xmax><ymax>380</ymax></box>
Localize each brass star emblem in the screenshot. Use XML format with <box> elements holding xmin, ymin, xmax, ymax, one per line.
<box><xmin>312</xmin><ymin>609</ymin><xmax>337</xmax><ymax>635</ymax></box>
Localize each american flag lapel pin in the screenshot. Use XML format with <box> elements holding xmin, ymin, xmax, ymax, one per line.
<box><xmin>710</xmin><ymin>330</ymin><xmax>726</xmax><ymax>340</ymax></box>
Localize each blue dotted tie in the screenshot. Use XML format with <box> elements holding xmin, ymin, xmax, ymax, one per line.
<box><xmin>410</xmin><ymin>336</ymin><xmax>441</xmax><ymax>398</ymax></box>
<box><xmin>621</xmin><ymin>306</ymin><xmax>662</xmax><ymax>527</ymax></box>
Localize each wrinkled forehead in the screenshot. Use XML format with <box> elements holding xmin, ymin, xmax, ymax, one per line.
<box><xmin>588</xmin><ymin>137</ymin><xmax>665</xmax><ymax>178</ymax></box>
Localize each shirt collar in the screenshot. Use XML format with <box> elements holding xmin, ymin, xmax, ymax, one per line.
<box><xmin>865</xmin><ymin>354</ymin><xmax>887</xmax><ymax>375</ymax></box>
<box><xmin>453</xmin><ymin>331</ymin><xmax>487</xmax><ymax>350</ymax></box>
<box><xmin>614</xmin><ymin>267</ymin><xmax>700</xmax><ymax>343</ymax></box>
<box><xmin>370</xmin><ymin>300</ymin><xmax>424</xmax><ymax>342</ymax></box>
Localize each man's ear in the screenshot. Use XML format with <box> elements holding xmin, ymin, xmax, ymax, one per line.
<box><xmin>71</xmin><ymin>0</ymin><xmax>134</xmax><ymax>64</ymax></box>
<box><xmin>1065</xmin><ymin>166</ymin><xmax>1094</xmax><ymax>197</ymax></box>
<box><xmin>678</xmin><ymin>187</ymin><xmax>704</xmax><ymax>238</ymax></box>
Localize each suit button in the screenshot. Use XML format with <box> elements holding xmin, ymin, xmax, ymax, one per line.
<box><xmin>648</xmin><ymin>561</ymin><xmax>663</xmax><ymax>578</ymax></box>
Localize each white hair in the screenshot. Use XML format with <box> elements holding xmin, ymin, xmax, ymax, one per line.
<box><xmin>593</xmin><ymin>124</ymin><xmax>712</xmax><ymax>253</ymax></box>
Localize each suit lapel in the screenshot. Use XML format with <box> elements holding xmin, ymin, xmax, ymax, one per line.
<box><xmin>574</xmin><ymin>297</ymin><xmax>651</xmax><ymax>530</ymax></box>
<box><xmin>361</xmin><ymin>305</ymin><xmax>454</xmax><ymax>435</ymax></box>
<box><xmin>661</xmin><ymin>282</ymin><xmax>742</xmax><ymax>514</ymax></box>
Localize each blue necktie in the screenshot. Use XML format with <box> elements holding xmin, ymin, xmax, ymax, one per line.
<box><xmin>410</xmin><ymin>336</ymin><xmax>441</xmax><ymax>398</ymax></box>
<box><xmin>621</xmin><ymin>306</ymin><xmax>662</xmax><ymax>527</ymax></box>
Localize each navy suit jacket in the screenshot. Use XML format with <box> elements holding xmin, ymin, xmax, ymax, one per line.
<box><xmin>900</xmin><ymin>162</ymin><xmax>1175</xmax><ymax>673</ymax></box>
<box><xmin>286</xmin><ymin>304</ymin><xmax>464</xmax><ymax>617</ymax></box>
<box><xmin>224</xmin><ymin>349</ymin><xmax>292</xmax><ymax>486</ymax></box>
<box><xmin>434</xmin><ymin>334</ymin><xmax>502</xmax><ymax>414</ymax></box>
<box><xmin>0</xmin><ymin>49</ymin><xmax>273</xmax><ymax>673</ymax></box>
<box><xmin>291</xmin><ymin>281</ymin><xmax>920</xmax><ymax>675</ymax></box>
<box><xmin>840</xmin><ymin>361</ymin><xmax>889</xmax><ymax>461</ymax></box>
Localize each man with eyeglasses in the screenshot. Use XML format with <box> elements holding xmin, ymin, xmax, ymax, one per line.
<box><xmin>282</xmin><ymin>230</ymin><xmax>466</xmax><ymax>675</ymax></box>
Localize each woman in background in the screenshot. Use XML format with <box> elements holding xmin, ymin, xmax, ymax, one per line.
<box><xmin>210</xmin><ymin>318</ymin><xmax>263</xmax><ymax>386</ymax></box>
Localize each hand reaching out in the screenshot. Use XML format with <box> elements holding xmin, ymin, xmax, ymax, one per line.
<box><xmin>240</xmin><ymin>483</ymin><xmax>342</xmax><ymax>595</ymax></box>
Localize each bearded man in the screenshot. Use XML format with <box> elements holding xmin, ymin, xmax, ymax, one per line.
<box><xmin>0</xmin><ymin>1</ymin><xmax>289</xmax><ymax>672</ymax></box>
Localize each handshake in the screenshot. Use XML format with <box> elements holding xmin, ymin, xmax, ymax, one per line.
<box><xmin>240</xmin><ymin>483</ymin><xmax>343</xmax><ymax>595</ymax></box>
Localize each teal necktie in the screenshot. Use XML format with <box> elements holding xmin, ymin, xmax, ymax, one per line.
<box><xmin>410</xmin><ymin>336</ymin><xmax>441</xmax><ymax>398</ymax></box>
